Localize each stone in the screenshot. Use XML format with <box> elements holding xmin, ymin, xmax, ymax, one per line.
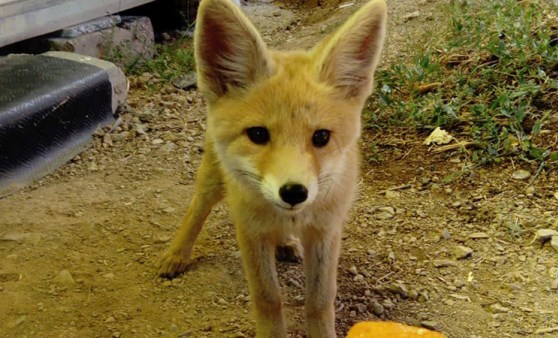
<box><xmin>420</xmin><ymin>321</ymin><xmax>440</xmax><ymax>331</ymax></box>
<box><xmin>54</xmin><ymin>270</ymin><xmax>75</xmax><ymax>286</ymax></box>
<box><xmin>551</xmin><ymin>236</ymin><xmax>558</xmax><ymax>252</ymax></box>
<box><xmin>536</xmin><ymin>229</ymin><xmax>557</xmax><ymax>242</ymax></box>
<box><xmin>49</xmin><ymin>16</ymin><xmax>155</xmax><ymax>69</ymax></box>
<box><xmin>512</xmin><ymin>170</ymin><xmax>531</xmax><ymax>180</ymax></box>
<box><xmin>433</xmin><ymin>259</ymin><xmax>457</xmax><ymax>268</ymax></box>
<box><xmin>469</xmin><ymin>232</ymin><xmax>489</xmax><ymax>239</ymax></box>
<box><xmin>455</xmin><ymin>245</ymin><xmax>473</xmax><ymax>260</ymax></box>
<box><xmin>372</xmin><ymin>301</ymin><xmax>384</xmax><ymax>316</ymax></box>
<box><xmin>490</xmin><ymin>303</ymin><xmax>510</xmax><ymax>313</ymax></box>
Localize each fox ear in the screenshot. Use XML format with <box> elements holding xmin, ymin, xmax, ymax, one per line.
<box><xmin>315</xmin><ymin>0</ymin><xmax>387</xmax><ymax>99</ymax></box>
<box><xmin>194</xmin><ymin>0</ymin><xmax>272</xmax><ymax>103</ymax></box>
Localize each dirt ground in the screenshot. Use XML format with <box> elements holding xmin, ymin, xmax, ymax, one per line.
<box><xmin>1</xmin><ymin>1</ymin><xmax>558</xmax><ymax>337</ymax></box>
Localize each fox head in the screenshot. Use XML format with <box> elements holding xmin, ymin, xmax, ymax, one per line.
<box><xmin>195</xmin><ymin>0</ymin><xmax>386</xmax><ymax>214</ymax></box>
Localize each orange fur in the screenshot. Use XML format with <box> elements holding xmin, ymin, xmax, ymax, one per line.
<box><xmin>158</xmin><ymin>1</ymin><xmax>387</xmax><ymax>336</ymax></box>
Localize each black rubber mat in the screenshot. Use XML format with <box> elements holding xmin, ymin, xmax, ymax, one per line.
<box><xmin>0</xmin><ymin>54</ymin><xmax>113</xmax><ymax>196</ymax></box>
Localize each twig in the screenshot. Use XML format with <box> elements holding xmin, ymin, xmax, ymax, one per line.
<box><xmin>379</xmin><ymin>184</ymin><xmax>412</xmax><ymax>194</ymax></box>
<box><xmin>535</xmin><ymin>327</ymin><xmax>558</xmax><ymax>335</ymax></box>
<box><xmin>431</xmin><ymin>141</ymin><xmax>475</xmax><ymax>153</ymax></box>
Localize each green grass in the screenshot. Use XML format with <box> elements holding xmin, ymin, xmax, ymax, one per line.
<box><xmin>367</xmin><ymin>0</ymin><xmax>558</xmax><ymax>165</ymax></box>
<box><xmin>130</xmin><ymin>38</ymin><xmax>195</xmax><ymax>80</ymax></box>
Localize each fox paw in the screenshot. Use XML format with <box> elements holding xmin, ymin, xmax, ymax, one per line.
<box><xmin>276</xmin><ymin>236</ymin><xmax>303</xmax><ymax>263</ymax></box>
<box><xmin>157</xmin><ymin>251</ymin><xmax>190</xmax><ymax>279</ymax></box>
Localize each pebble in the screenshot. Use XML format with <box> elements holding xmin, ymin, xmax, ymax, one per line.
<box><xmin>385</xmin><ymin>191</ymin><xmax>400</xmax><ymax>199</ymax></box>
<box><xmin>551</xmin><ymin>236</ymin><xmax>558</xmax><ymax>252</ymax></box>
<box><xmin>372</xmin><ymin>301</ymin><xmax>384</xmax><ymax>316</ymax></box>
<box><xmin>536</xmin><ymin>229</ymin><xmax>558</xmax><ymax>242</ymax></box>
<box><xmin>455</xmin><ymin>245</ymin><xmax>474</xmax><ymax>260</ymax></box>
<box><xmin>442</xmin><ymin>228</ymin><xmax>451</xmax><ymax>240</ymax></box>
<box><xmin>349</xmin><ymin>266</ymin><xmax>358</xmax><ymax>275</ymax></box>
<box><xmin>54</xmin><ymin>270</ymin><xmax>75</xmax><ymax>286</ymax></box>
<box><xmin>355</xmin><ymin>303</ymin><xmax>367</xmax><ymax>313</ymax></box>
<box><xmin>382</xmin><ymin>298</ymin><xmax>395</xmax><ymax>309</ymax></box>
<box><xmin>551</xmin><ymin>279</ymin><xmax>558</xmax><ymax>290</ymax></box>
<box><xmin>103</xmin><ymin>273</ymin><xmax>115</xmax><ymax>279</ymax></box>
<box><xmin>375</xmin><ymin>207</ymin><xmax>395</xmax><ymax>220</ymax></box>
<box><xmin>512</xmin><ymin>169</ymin><xmax>531</xmax><ymax>180</ymax></box>
<box><xmin>420</xmin><ymin>321</ymin><xmax>440</xmax><ymax>331</ymax></box>
<box><xmin>433</xmin><ymin>259</ymin><xmax>457</xmax><ymax>268</ymax></box>
<box><xmin>353</xmin><ymin>274</ymin><xmax>364</xmax><ymax>282</ymax></box>
<box><xmin>403</xmin><ymin>10</ymin><xmax>420</xmax><ymax>22</ymax></box>
<box><xmin>1</xmin><ymin>232</ymin><xmax>29</xmax><ymax>242</ymax></box>
<box><xmin>469</xmin><ymin>232</ymin><xmax>489</xmax><ymax>239</ymax></box>
<box><xmin>490</xmin><ymin>303</ymin><xmax>510</xmax><ymax>313</ymax></box>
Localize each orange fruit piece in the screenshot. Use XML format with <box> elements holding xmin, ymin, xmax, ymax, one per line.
<box><xmin>347</xmin><ymin>321</ymin><xmax>447</xmax><ymax>338</ymax></box>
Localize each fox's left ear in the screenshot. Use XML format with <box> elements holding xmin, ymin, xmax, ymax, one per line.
<box><xmin>315</xmin><ymin>0</ymin><xmax>387</xmax><ymax>100</ymax></box>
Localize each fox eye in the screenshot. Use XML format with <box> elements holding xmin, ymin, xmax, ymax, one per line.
<box><xmin>246</xmin><ymin>127</ymin><xmax>270</xmax><ymax>145</ymax></box>
<box><xmin>312</xmin><ymin>129</ymin><xmax>331</xmax><ymax>148</ymax></box>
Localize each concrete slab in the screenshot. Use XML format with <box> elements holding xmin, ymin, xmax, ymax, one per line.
<box><xmin>0</xmin><ymin>53</ymin><xmax>127</xmax><ymax>197</ymax></box>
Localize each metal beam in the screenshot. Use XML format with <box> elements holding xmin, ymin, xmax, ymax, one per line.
<box><xmin>0</xmin><ymin>0</ymin><xmax>157</xmax><ymax>47</ymax></box>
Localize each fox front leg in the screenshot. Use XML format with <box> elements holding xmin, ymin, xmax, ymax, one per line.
<box><xmin>236</xmin><ymin>229</ymin><xmax>288</xmax><ymax>338</ymax></box>
<box><xmin>158</xmin><ymin>147</ymin><xmax>224</xmax><ymax>278</ymax></box>
<box><xmin>303</xmin><ymin>228</ymin><xmax>342</xmax><ymax>338</ymax></box>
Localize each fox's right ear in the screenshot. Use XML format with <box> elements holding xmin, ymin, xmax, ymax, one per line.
<box><xmin>194</xmin><ymin>0</ymin><xmax>272</xmax><ymax>103</ymax></box>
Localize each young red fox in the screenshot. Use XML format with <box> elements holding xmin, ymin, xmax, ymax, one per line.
<box><xmin>158</xmin><ymin>0</ymin><xmax>387</xmax><ymax>336</ymax></box>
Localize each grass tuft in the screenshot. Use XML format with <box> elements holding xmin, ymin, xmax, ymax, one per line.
<box><xmin>367</xmin><ymin>0</ymin><xmax>558</xmax><ymax>165</ymax></box>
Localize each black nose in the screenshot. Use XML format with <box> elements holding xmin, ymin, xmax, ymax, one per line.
<box><xmin>279</xmin><ymin>183</ymin><xmax>308</xmax><ymax>206</ymax></box>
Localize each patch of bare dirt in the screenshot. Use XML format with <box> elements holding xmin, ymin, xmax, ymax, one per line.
<box><xmin>1</xmin><ymin>1</ymin><xmax>558</xmax><ymax>338</ymax></box>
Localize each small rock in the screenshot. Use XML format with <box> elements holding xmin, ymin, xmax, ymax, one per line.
<box><xmin>54</xmin><ymin>270</ymin><xmax>75</xmax><ymax>286</ymax></box>
<box><xmin>382</xmin><ymin>298</ymin><xmax>395</xmax><ymax>309</ymax></box>
<box><xmin>375</xmin><ymin>206</ymin><xmax>395</xmax><ymax>220</ymax></box>
<box><xmin>103</xmin><ymin>273</ymin><xmax>115</xmax><ymax>279</ymax></box>
<box><xmin>163</xmin><ymin>207</ymin><xmax>176</xmax><ymax>214</ymax></box>
<box><xmin>353</xmin><ymin>274</ymin><xmax>364</xmax><ymax>282</ymax></box>
<box><xmin>490</xmin><ymin>303</ymin><xmax>509</xmax><ymax>313</ymax></box>
<box><xmin>420</xmin><ymin>321</ymin><xmax>440</xmax><ymax>331</ymax></box>
<box><xmin>455</xmin><ymin>245</ymin><xmax>473</xmax><ymax>260</ymax></box>
<box><xmin>554</xmin><ymin>191</ymin><xmax>558</xmax><ymax>200</ymax></box>
<box><xmin>403</xmin><ymin>10</ymin><xmax>420</xmax><ymax>22</ymax></box>
<box><xmin>551</xmin><ymin>236</ymin><xmax>558</xmax><ymax>252</ymax></box>
<box><xmin>349</xmin><ymin>266</ymin><xmax>358</xmax><ymax>275</ymax></box>
<box><xmin>349</xmin><ymin>310</ymin><xmax>357</xmax><ymax>318</ymax></box>
<box><xmin>105</xmin><ymin>316</ymin><xmax>116</xmax><ymax>323</ymax></box>
<box><xmin>469</xmin><ymin>232</ymin><xmax>489</xmax><ymax>239</ymax></box>
<box><xmin>1</xmin><ymin>232</ymin><xmax>29</xmax><ymax>242</ymax></box>
<box><xmin>512</xmin><ymin>169</ymin><xmax>531</xmax><ymax>180</ymax></box>
<box><xmin>551</xmin><ymin>279</ymin><xmax>558</xmax><ymax>290</ymax></box>
<box><xmin>536</xmin><ymin>229</ymin><xmax>558</xmax><ymax>242</ymax></box>
<box><xmin>171</xmin><ymin>72</ymin><xmax>197</xmax><ymax>90</ymax></box>
<box><xmin>356</xmin><ymin>303</ymin><xmax>367</xmax><ymax>313</ymax></box>
<box><xmin>433</xmin><ymin>259</ymin><xmax>457</xmax><ymax>268</ymax></box>
<box><xmin>442</xmin><ymin>228</ymin><xmax>451</xmax><ymax>240</ymax></box>
<box><xmin>152</xmin><ymin>138</ymin><xmax>164</xmax><ymax>145</ymax></box>
<box><xmin>385</xmin><ymin>191</ymin><xmax>400</xmax><ymax>199</ymax></box>
<box><xmin>7</xmin><ymin>315</ymin><xmax>26</xmax><ymax>328</ymax></box>
<box><xmin>372</xmin><ymin>301</ymin><xmax>384</xmax><ymax>316</ymax></box>
<box><xmin>155</xmin><ymin>235</ymin><xmax>172</xmax><ymax>243</ymax></box>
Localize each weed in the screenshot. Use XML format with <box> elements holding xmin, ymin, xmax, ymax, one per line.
<box><xmin>131</xmin><ymin>38</ymin><xmax>195</xmax><ymax>80</ymax></box>
<box><xmin>368</xmin><ymin>0</ymin><xmax>558</xmax><ymax>165</ymax></box>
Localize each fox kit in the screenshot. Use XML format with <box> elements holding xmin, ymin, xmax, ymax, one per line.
<box><xmin>158</xmin><ymin>0</ymin><xmax>387</xmax><ymax>336</ymax></box>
